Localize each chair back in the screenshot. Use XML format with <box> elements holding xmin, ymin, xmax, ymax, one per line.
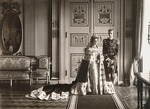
<box><xmin>37</xmin><ymin>56</ymin><xmax>50</xmax><ymax>69</ymax></box>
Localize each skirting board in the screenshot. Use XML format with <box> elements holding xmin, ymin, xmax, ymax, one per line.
<box><xmin>118</xmin><ymin>81</ymin><xmax>123</xmax><ymax>85</ymax></box>
<box><xmin>51</xmin><ymin>80</ymin><xmax>124</xmax><ymax>85</ymax></box>
<box><xmin>58</xmin><ymin>80</ymin><xmax>68</xmax><ymax>84</ymax></box>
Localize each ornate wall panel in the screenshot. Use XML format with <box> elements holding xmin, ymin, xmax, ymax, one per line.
<box><xmin>95</xmin><ymin>1</ymin><xmax>114</xmax><ymax>26</ymax></box>
<box><xmin>70</xmin><ymin>33</ymin><xmax>88</xmax><ymax>47</ymax></box>
<box><xmin>70</xmin><ymin>2</ymin><xmax>88</xmax><ymax>26</ymax></box>
<box><xmin>70</xmin><ymin>53</ymin><xmax>84</xmax><ymax>77</ymax></box>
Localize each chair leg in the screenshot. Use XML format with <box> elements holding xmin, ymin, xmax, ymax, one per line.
<box><xmin>10</xmin><ymin>79</ymin><xmax>12</xmax><ymax>87</ymax></box>
<box><xmin>32</xmin><ymin>77</ymin><xmax>34</xmax><ymax>84</ymax></box>
<box><xmin>29</xmin><ymin>78</ymin><xmax>32</xmax><ymax>86</ymax></box>
<box><xmin>36</xmin><ymin>78</ymin><xmax>38</xmax><ymax>83</ymax></box>
<box><xmin>46</xmin><ymin>76</ymin><xmax>48</xmax><ymax>84</ymax></box>
<box><xmin>30</xmin><ymin>75</ymin><xmax>33</xmax><ymax>84</ymax></box>
<box><xmin>145</xmin><ymin>85</ymin><xmax>148</xmax><ymax>99</ymax></box>
<box><xmin>48</xmin><ymin>75</ymin><xmax>50</xmax><ymax>84</ymax></box>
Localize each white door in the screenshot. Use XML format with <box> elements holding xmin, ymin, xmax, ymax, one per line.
<box><xmin>65</xmin><ymin>0</ymin><xmax>121</xmax><ymax>83</ymax></box>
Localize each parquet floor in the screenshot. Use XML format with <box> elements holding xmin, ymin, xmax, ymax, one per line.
<box><xmin>0</xmin><ymin>82</ymin><xmax>68</xmax><ymax>109</ymax></box>
<box><xmin>115</xmin><ymin>85</ymin><xmax>148</xmax><ymax>109</ymax></box>
<box><xmin>0</xmin><ymin>81</ymin><xmax>145</xmax><ymax>109</ymax></box>
<box><xmin>115</xmin><ymin>85</ymin><xmax>138</xmax><ymax>109</ymax></box>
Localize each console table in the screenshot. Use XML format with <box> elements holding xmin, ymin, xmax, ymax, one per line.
<box><xmin>134</xmin><ymin>72</ymin><xmax>150</xmax><ymax>109</ymax></box>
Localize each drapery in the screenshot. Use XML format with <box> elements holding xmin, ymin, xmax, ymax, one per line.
<box><xmin>134</xmin><ymin>0</ymin><xmax>143</xmax><ymax>59</ymax></box>
<box><xmin>130</xmin><ymin>0</ymin><xmax>143</xmax><ymax>85</ymax></box>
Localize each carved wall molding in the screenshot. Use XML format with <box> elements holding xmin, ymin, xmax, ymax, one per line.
<box><xmin>70</xmin><ymin>53</ymin><xmax>84</xmax><ymax>78</ymax></box>
<box><xmin>2</xmin><ymin>1</ymin><xmax>21</xmax><ymax>15</ymax></box>
<box><xmin>70</xmin><ymin>2</ymin><xmax>89</xmax><ymax>26</ymax></box>
<box><xmin>70</xmin><ymin>33</ymin><xmax>88</xmax><ymax>47</ymax></box>
<box><xmin>95</xmin><ymin>1</ymin><xmax>114</xmax><ymax>26</ymax></box>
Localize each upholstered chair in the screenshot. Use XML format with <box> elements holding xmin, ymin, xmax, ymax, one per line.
<box><xmin>27</xmin><ymin>55</ymin><xmax>37</xmax><ymax>71</ymax></box>
<box><xmin>33</xmin><ymin>56</ymin><xmax>51</xmax><ymax>84</ymax></box>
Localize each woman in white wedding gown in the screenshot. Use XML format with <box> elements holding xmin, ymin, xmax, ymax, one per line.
<box><xmin>25</xmin><ymin>35</ymin><xmax>115</xmax><ymax>100</ymax></box>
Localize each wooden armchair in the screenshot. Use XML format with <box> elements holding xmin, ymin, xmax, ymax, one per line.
<box><xmin>33</xmin><ymin>56</ymin><xmax>51</xmax><ymax>84</ymax></box>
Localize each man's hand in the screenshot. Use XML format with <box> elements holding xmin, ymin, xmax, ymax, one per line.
<box><xmin>106</xmin><ymin>58</ymin><xmax>111</xmax><ymax>61</ymax></box>
<box><xmin>106</xmin><ymin>58</ymin><xmax>114</xmax><ymax>64</ymax></box>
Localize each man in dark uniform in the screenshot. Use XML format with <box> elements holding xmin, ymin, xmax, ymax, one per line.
<box><xmin>103</xmin><ymin>29</ymin><xmax>118</xmax><ymax>84</ymax></box>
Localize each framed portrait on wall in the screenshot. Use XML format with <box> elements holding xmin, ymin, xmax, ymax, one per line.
<box><xmin>95</xmin><ymin>1</ymin><xmax>114</xmax><ymax>26</ymax></box>
<box><xmin>70</xmin><ymin>53</ymin><xmax>84</xmax><ymax>78</ymax></box>
<box><xmin>70</xmin><ymin>2</ymin><xmax>89</xmax><ymax>27</ymax></box>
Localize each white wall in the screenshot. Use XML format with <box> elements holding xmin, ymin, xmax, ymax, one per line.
<box><xmin>24</xmin><ymin>0</ymin><xmax>50</xmax><ymax>56</ymax></box>
<box><xmin>35</xmin><ymin>0</ymin><xmax>49</xmax><ymax>56</ymax></box>
<box><xmin>142</xmin><ymin>0</ymin><xmax>150</xmax><ymax>73</ymax></box>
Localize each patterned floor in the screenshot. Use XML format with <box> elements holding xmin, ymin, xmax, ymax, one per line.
<box><xmin>0</xmin><ymin>82</ymin><xmax>142</xmax><ymax>109</ymax></box>
<box><xmin>0</xmin><ymin>92</ymin><xmax>68</xmax><ymax>109</ymax></box>
<box><xmin>115</xmin><ymin>85</ymin><xmax>148</xmax><ymax>109</ymax></box>
<box><xmin>0</xmin><ymin>83</ymin><xmax>68</xmax><ymax>109</ymax></box>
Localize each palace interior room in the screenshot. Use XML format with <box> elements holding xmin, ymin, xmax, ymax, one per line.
<box><xmin>0</xmin><ymin>0</ymin><xmax>150</xmax><ymax>109</ymax></box>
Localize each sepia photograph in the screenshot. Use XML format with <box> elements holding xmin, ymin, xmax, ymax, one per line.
<box><xmin>0</xmin><ymin>0</ymin><xmax>150</xmax><ymax>109</ymax></box>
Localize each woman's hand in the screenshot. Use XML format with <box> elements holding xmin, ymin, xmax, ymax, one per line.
<box><xmin>96</xmin><ymin>60</ymin><xmax>100</xmax><ymax>63</ymax></box>
<box><xmin>106</xmin><ymin>57</ymin><xmax>111</xmax><ymax>61</ymax></box>
<box><xmin>106</xmin><ymin>58</ymin><xmax>113</xmax><ymax>63</ymax></box>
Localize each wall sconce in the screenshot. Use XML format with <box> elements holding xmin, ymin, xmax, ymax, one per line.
<box><xmin>148</xmin><ymin>22</ymin><xmax>150</xmax><ymax>44</ymax></box>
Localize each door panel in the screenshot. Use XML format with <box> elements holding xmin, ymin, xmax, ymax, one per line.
<box><xmin>65</xmin><ymin>0</ymin><xmax>121</xmax><ymax>83</ymax></box>
<box><xmin>65</xmin><ymin>0</ymin><xmax>90</xmax><ymax>83</ymax></box>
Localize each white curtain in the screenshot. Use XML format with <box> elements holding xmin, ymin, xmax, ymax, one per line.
<box><xmin>130</xmin><ymin>0</ymin><xmax>143</xmax><ymax>85</ymax></box>
<box><xmin>134</xmin><ymin>0</ymin><xmax>143</xmax><ymax>59</ymax></box>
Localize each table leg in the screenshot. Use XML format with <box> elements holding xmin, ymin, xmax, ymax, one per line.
<box><xmin>149</xmin><ymin>88</ymin><xmax>150</xmax><ymax>97</ymax></box>
<box><xmin>137</xmin><ymin>80</ymin><xmax>140</xmax><ymax>109</ymax></box>
<box><xmin>137</xmin><ymin>80</ymin><xmax>143</xmax><ymax>109</ymax></box>
<box><xmin>144</xmin><ymin>96</ymin><xmax>150</xmax><ymax>109</ymax></box>
<box><xmin>140</xmin><ymin>81</ymin><xmax>143</xmax><ymax>109</ymax></box>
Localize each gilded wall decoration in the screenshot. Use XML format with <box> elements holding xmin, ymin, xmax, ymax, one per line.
<box><xmin>70</xmin><ymin>33</ymin><xmax>88</xmax><ymax>47</ymax></box>
<box><xmin>95</xmin><ymin>2</ymin><xmax>114</xmax><ymax>26</ymax></box>
<box><xmin>70</xmin><ymin>53</ymin><xmax>84</xmax><ymax>77</ymax></box>
<box><xmin>70</xmin><ymin>2</ymin><xmax>88</xmax><ymax>26</ymax></box>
